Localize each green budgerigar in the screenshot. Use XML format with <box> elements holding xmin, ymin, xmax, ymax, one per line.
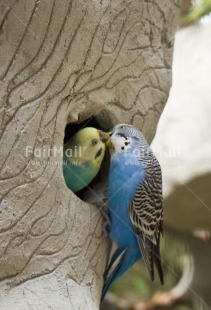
<box><xmin>63</xmin><ymin>127</ymin><xmax>109</xmax><ymax>192</ymax></box>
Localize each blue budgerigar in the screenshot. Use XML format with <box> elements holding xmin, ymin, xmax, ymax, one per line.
<box><xmin>102</xmin><ymin>124</ymin><xmax>164</xmax><ymax>300</ymax></box>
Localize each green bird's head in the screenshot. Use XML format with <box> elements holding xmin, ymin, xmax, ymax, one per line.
<box><xmin>64</xmin><ymin>127</ymin><xmax>110</xmax><ymax>168</ymax></box>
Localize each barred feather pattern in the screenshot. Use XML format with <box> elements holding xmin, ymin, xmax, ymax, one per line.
<box><xmin>117</xmin><ymin>125</ymin><xmax>164</xmax><ymax>283</ymax></box>
<box><xmin>129</xmin><ymin>158</ymin><xmax>163</xmax><ymax>244</ymax></box>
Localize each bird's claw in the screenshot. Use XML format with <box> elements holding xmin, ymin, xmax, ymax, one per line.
<box><xmin>94</xmin><ymin>201</ymin><xmax>111</xmax><ymax>238</ymax></box>
<box><xmin>102</xmin><ymin>212</ymin><xmax>111</xmax><ymax>238</ymax></box>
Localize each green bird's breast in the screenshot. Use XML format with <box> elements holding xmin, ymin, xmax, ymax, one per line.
<box><xmin>63</xmin><ymin>154</ymin><xmax>99</xmax><ymax>192</ymax></box>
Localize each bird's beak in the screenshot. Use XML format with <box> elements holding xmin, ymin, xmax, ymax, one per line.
<box><xmin>98</xmin><ymin>130</ymin><xmax>110</xmax><ymax>143</ymax></box>
<box><xmin>105</xmin><ymin>131</ymin><xmax>113</xmax><ymax>149</ymax></box>
<box><xmin>106</xmin><ymin>139</ymin><xmax>113</xmax><ymax>148</ymax></box>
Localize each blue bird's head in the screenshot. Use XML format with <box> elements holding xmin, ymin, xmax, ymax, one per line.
<box><xmin>106</xmin><ymin>124</ymin><xmax>145</xmax><ymax>155</ymax></box>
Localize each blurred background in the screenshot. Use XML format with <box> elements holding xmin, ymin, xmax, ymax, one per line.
<box><xmin>101</xmin><ymin>1</ymin><xmax>211</xmax><ymax>309</ymax></box>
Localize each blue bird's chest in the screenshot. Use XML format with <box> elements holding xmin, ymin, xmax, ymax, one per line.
<box><xmin>108</xmin><ymin>153</ymin><xmax>145</xmax><ymax>248</ymax></box>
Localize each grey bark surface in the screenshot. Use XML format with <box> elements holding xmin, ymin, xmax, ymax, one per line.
<box><xmin>0</xmin><ymin>0</ymin><xmax>179</xmax><ymax>309</ymax></box>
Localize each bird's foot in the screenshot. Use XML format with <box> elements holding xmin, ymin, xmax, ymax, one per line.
<box><xmin>101</xmin><ymin>210</ymin><xmax>111</xmax><ymax>238</ymax></box>
<box><xmin>94</xmin><ymin>201</ymin><xmax>111</xmax><ymax>238</ymax></box>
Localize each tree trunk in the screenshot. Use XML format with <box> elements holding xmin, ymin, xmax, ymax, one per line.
<box><xmin>0</xmin><ymin>0</ymin><xmax>180</xmax><ymax>309</ymax></box>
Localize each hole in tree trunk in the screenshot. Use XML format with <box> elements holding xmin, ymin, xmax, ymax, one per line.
<box><xmin>63</xmin><ymin>117</ymin><xmax>110</xmax><ymax>202</ymax></box>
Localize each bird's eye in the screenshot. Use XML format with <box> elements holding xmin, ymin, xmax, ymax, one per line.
<box><xmin>91</xmin><ymin>138</ymin><xmax>98</xmax><ymax>146</ymax></box>
<box><xmin>120</xmin><ymin>125</ymin><xmax>124</xmax><ymax>129</ymax></box>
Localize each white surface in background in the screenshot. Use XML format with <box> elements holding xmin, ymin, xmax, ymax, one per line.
<box><xmin>152</xmin><ymin>23</ymin><xmax>211</xmax><ymax>196</ymax></box>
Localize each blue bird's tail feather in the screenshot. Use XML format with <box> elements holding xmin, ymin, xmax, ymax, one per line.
<box><xmin>101</xmin><ymin>247</ymin><xmax>139</xmax><ymax>303</ymax></box>
<box><xmin>101</xmin><ymin>249</ymin><xmax>127</xmax><ymax>303</ymax></box>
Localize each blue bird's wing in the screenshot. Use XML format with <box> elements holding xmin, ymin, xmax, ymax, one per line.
<box><xmin>129</xmin><ymin>159</ymin><xmax>164</xmax><ymax>284</ymax></box>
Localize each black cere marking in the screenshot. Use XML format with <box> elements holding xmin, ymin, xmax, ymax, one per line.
<box><xmin>125</xmin><ymin>142</ymin><xmax>130</xmax><ymax>146</ymax></box>
<box><xmin>95</xmin><ymin>147</ymin><xmax>103</xmax><ymax>159</ymax></box>
<box><xmin>116</xmin><ymin>133</ymin><xmax>127</xmax><ymax>139</ymax></box>
<box><xmin>121</xmin><ymin>146</ymin><xmax>125</xmax><ymax>150</ymax></box>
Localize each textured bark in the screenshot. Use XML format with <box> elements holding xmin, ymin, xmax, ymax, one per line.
<box><xmin>0</xmin><ymin>1</ymin><xmax>179</xmax><ymax>309</ymax></box>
